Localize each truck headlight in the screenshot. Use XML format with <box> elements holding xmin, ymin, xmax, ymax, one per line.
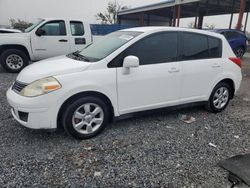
<box><xmin>20</xmin><ymin>77</ymin><xmax>61</xmax><ymax>97</ymax></box>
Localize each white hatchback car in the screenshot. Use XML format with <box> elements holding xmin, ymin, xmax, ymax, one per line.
<box><xmin>7</xmin><ymin>27</ymin><xmax>242</xmax><ymax>139</ymax></box>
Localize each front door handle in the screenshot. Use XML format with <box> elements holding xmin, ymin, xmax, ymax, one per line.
<box><xmin>59</xmin><ymin>39</ymin><xmax>68</xmax><ymax>42</ymax></box>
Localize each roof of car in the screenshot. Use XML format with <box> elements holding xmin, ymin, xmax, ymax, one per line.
<box><xmin>122</xmin><ymin>26</ymin><xmax>224</xmax><ymax>38</ymax></box>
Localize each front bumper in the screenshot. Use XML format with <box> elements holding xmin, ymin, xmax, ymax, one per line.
<box><xmin>6</xmin><ymin>88</ymin><xmax>58</xmax><ymax>129</ymax></box>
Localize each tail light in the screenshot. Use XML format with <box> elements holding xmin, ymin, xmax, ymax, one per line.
<box><xmin>229</xmin><ymin>57</ymin><xmax>241</xmax><ymax>68</ymax></box>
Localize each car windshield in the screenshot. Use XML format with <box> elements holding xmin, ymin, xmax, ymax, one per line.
<box><xmin>76</xmin><ymin>31</ymin><xmax>142</xmax><ymax>62</ymax></box>
<box><xmin>24</xmin><ymin>19</ymin><xmax>44</xmax><ymax>33</ymax></box>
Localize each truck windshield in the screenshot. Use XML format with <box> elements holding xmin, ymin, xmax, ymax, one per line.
<box><xmin>77</xmin><ymin>31</ymin><xmax>142</xmax><ymax>62</ymax></box>
<box><xmin>24</xmin><ymin>19</ymin><xmax>44</xmax><ymax>33</ymax></box>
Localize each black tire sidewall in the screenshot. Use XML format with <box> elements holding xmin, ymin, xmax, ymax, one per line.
<box><xmin>208</xmin><ymin>83</ymin><xmax>231</xmax><ymax>113</ymax></box>
<box><xmin>0</xmin><ymin>49</ymin><xmax>29</xmax><ymax>73</ymax></box>
<box><xmin>62</xmin><ymin>97</ymin><xmax>109</xmax><ymax>140</ymax></box>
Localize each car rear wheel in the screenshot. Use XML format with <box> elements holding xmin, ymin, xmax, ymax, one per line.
<box><xmin>206</xmin><ymin>82</ymin><xmax>232</xmax><ymax>113</ymax></box>
<box><xmin>62</xmin><ymin>96</ymin><xmax>109</xmax><ymax>139</ymax></box>
<box><xmin>0</xmin><ymin>49</ymin><xmax>29</xmax><ymax>73</ymax></box>
<box><xmin>235</xmin><ymin>46</ymin><xmax>245</xmax><ymax>58</ymax></box>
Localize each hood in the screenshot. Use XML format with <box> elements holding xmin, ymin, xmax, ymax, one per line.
<box><xmin>17</xmin><ymin>55</ymin><xmax>91</xmax><ymax>83</ymax></box>
<box><xmin>0</xmin><ymin>32</ymin><xmax>29</xmax><ymax>38</ymax></box>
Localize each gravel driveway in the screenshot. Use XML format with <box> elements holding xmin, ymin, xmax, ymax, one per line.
<box><xmin>0</xmin><ymin>56</ymin><xmax>250</xmax><ymax>188</ymax></box>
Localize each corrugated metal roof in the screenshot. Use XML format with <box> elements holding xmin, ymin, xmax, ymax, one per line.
<box><xmin>118</xmin><ymin>0</ymin><xmax>200</xmax><ymax>15</ymax></box>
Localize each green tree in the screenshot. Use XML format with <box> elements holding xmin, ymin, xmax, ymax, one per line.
<box><xmin>188</xmin><ymin>22</ymin><xmax>195</xmax><ymax>28</ymax></box>
<box><xmin>96</xmin><ymin>1</ymin><xmax>126</xmax><ymax>24</ymax></box>
<box><xmin>10</xmin><ymin>19</ymin><xmax>33</xmax><ymax>31</ymax></box>
<box><xmin>204</xmin><ymin>23</ymin><xmax>216</xmax><ymax>29</ymax></box>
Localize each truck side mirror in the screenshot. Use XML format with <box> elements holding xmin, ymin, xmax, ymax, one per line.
<box><xmin>35</xmin><ymin>28</ymin><xmax>46</xmax><ymax>36</ymax></box>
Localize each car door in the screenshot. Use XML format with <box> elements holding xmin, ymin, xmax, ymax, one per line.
<box><xmin>31</xmin><ymin>20</ymin><xmax>70</xmax><ymax>61</ymax></box>
<box><xmin>68</xmin><ymin>21</ymin><xmax>88</xmax><ymax>52</ymax></box>
<box><xmin>179</xmin><ymin>32</ymin><xmax>223</xmax><ymax>103</ymax></box>
<box><xmin>116</xmin><ymin>32</ymin><xmax>182</xmax><ymax>115</ymax></box>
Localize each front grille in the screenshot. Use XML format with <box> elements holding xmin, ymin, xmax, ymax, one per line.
<box><xmin>12</xmin><ymin>81</ymin><xmax>27</xmax><ymax>93</ymax></box>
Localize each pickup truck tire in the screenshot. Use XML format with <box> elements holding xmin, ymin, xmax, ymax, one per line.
<box><xmin>0</xmin><ymin>49</ymin><xmax>29</xmax><ymax>73</ymax></box>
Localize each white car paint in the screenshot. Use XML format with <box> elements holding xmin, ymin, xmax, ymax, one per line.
<box><xmin>0</xmin><ymin>28</ymin><xmax>22</xmax><ymax>33</ymax></box>
<box><xmin>0</xmin><ymin>18</ymin><xmax>92</xmax><ymax>62</ymax></box>
<box><xmin>6</xmin><ymin>27</ymin><xmax>242</xmax><ymax>130</ymax></box>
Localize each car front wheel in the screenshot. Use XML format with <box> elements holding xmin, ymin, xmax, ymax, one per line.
<box><xmin>206</xmin><ymin>82</ymin><xmax>232</xmax><ymax>113</ymax></box>
<box><xmin>62</xmin><ymin>96</ymin><xmax>109</xmax><ymax>139</ymax></box>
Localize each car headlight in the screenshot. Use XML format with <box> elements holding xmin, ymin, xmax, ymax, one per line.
<box><xmin>20</xmin><ymin>77</ymin><xmax>61</xmax><ymax>97</ymax></box>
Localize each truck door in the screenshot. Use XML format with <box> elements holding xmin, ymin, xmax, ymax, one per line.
<box><xmin>31</xmin><ymin>20</ymin><xmax>70</xmax><ymax>61</ymax></box>
<box><xmin>68</xmin><ymin>21</ymin><xmax>91</xmax><ymax>52</ymax></box>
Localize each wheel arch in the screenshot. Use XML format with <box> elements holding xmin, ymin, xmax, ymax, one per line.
<box><xmin>216</xmin><ymin>78</ymin><xmax>235</xmax><ymax>99</ymax></box>
<box><xmin>0</xmin><ymin>44</ymin><xmax>31</xmax><ymax>60</ymax></box>
<box><xmin>57</xmin><ymin>91</ymin><xmax>115</xmax><ymax>129</ymax></box>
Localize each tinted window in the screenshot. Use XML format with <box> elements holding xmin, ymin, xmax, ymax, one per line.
<box><xmin>125</xmin><ymin>32</ymin><xmax>178</xmax><ymax>65</ymax></box>
<box><xmin>70</xmin><ymin>21</ymin><xmax>85</xmax><ymax>36</ymax></box>
<box><xmin>226</xmin><ymin>31</ymin><xmax>243</xmax><ymax>39</ymax></box>
<box><xmin>208</xmin><ymin>37</ymin><xmax>222</xmax><ymax>58</ymax></box>
<box><xmin>182</xmin><ymin>33</ymin><xmax>209</xmax><ymax>60</ymax></box>
<box><xmin>40</xmin><ymin>21</ymin><xmax>66</xmax><ymax>36</ymax></box>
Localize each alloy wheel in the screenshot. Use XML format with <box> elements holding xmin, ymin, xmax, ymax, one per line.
<box><xmin>213</xmin><ymin>87</ymin><xmax>229</xmax><ymax>109</ymax></box>
<box><xmin>72</xmin><ymin>103</ymin><xmax>104</xmax><ymax>135</ymax></box>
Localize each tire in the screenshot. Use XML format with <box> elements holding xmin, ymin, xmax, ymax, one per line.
<box><xmin>62</xmin><ymin>96</ymin><xmax>110</xmax><ymax>140</ymax></box>
<box><xmin>234</xmin><ymin>46</ymin><xmax>245</xmax><ymax>58</ymax></box>
<box><xmin>0</xmin><ymin>49</ymin><xmax>29</xmax><ymax>73</ymax></box>
<box><xmin>205</xmin><ymin>82</ymin><xmax>232</xmax><ymax>113</ymax></box>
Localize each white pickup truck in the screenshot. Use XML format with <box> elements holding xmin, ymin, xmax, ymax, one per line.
<box><xmin>0</xmin><ymin>18</ymin><xmax>92</xmax><ymax>72</ymax></box>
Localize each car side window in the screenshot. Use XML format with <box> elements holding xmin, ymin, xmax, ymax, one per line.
<box><xmin>182</xmin><ymin>32</ymin><xmax>209</xmax><ymax>60</ymax></box>
<box><xmin>40</xmin><ymin>21</ymin><xmax>66</xmax><ymax>36</ymax></box>
<box><xmin>70</xmin><ymin>21</ymin><xmax>85</xmax><ymax>36</ymax></box>
<box><xmin>125</xmin><ymin>32</ymin><xmax>178</xmax><ymax>65</ymax></box>
<box><xmin>208</xmin><ymin>37</ymin><xmax>222</xmax><ymax>58</ymax></box>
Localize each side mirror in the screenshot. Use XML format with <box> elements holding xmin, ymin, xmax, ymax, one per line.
<box><xmin>123</xmin><ymin>56</ymin><xmax>139</xmax><ymax>74</ymax></box>
<box><xmin>35</xmin><ymin>28</ymin><xmax>46</xmax><ymax>36</ymax></box>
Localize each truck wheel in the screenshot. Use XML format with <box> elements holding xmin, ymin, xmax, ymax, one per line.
<box><xmin>0</xmin><ymin>49</ymin><xmax>29</xmax><ymax>73</ymax></box>
<box><xmin>62</xmin><ymin>96</ymin><xmax>109</xmax><ymax>140</ymax></box>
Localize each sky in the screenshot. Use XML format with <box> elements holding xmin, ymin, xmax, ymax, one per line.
<box><xmin>0</xmin><ymin>0</ymin><xmax>249</xmax><ymax>31</ymax></box>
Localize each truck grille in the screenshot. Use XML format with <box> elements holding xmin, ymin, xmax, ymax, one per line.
<box><xmin>12</xmin><ymin>81</ymin><xmax>27</xmax><ymax>93</ymax></box>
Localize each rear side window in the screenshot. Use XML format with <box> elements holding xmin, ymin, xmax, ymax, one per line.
<box><xmin>208</xmin><ymin>37</ymin><xmax>222</xmax><ymax>58</ymax></box>
<box><xmin>182</xmin><ymin>33</ymin><xmax>209</xmax><ymax>60</ymax></box>
<box><xmin>125</xmin><ymin>32</ymin><xmax>178</xmax><ymax>65</ymax></box>
<box><xmin>70</xmin><ymin>21</ymin><xmax>85</xmax><ymax>36</ymax></box>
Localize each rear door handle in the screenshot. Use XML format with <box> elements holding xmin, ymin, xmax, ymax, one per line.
<box><xmin>212</xmin><ymin>64</ymin><xmax>221</xmax><ymax>68</ymax></box>
<box><xmin>59</xmin><ymin>39</ymin><xmax>68</xmax><ymax>42</ymax></box>
<box><xmin>168</xmin><ymin>67</ymin><xmax>180</xmax><ymax>73</ymax></box>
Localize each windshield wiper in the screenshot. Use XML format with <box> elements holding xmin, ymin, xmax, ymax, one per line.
<box><xmin>70</xmin><ymin>51</ymin><xmax>90</xmax><ymax>62</ymax></box>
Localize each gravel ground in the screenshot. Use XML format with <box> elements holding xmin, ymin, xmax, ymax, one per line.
<box><xmin>0</xmin><ymin>56</ymin><xmax>250</xmax><ymax>188</ymax></box>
